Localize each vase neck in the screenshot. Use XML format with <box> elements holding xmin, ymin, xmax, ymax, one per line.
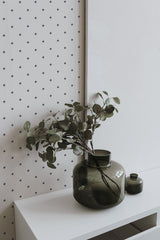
<box><xmin>87</xmin><ymin>150</ymin><xmax>111</xmax><ymax>167</ymax></box>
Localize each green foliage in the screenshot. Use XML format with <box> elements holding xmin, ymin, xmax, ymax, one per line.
<box><xmin>103</xmin><ymin>91</ymin><xmax>108</xmax><ymax>96</ymax></box>
<box><xmin>23</xmin><ymin>91</ymin><xmax>120</xmax><ymax>169</ymax></box>
<box><xmin>47</xmin><ymin>162</ymin><xmax>56</xmax><ymax>169</ymax></box>
<box><xmin>23</xmin><ymin>121</ymin><xmax>31</xmax><ymax>132</ymax></box>
<box><xmin>113</xmin><ymin>97</ymin><xmax>120</xmax><ymax>104</ymax></box>
<box><xmin>93</xmin><ymin>104</ymin><xmax>102</xmax><ymax>114</ymax></box>
<box><xmin>72</xmin><ymin>145</ymin><xmax>83</xmax><ymax>156</ymax></box>
<box><xmin>39</xmin><ymin>121</ymin><xmax>45</xmax><ymax>129</ymax></box>
<box><xmin>49</xmin><ymin>134</ymin><xmax>61</xmax><ymax>144</ymax></box>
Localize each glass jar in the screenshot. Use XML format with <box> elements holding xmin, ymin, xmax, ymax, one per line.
<box><xmin>125</xmin><ymin>173</ymin><xmax>143</xmax><ymax>194</ymax></box>
<box><xmin>73</xmin><ymin>150</ymin><xmax>125</xmax><ymax>209</ymax></box>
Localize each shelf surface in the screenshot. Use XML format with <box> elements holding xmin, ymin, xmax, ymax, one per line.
<box><xmin>14</xmin><ymin>168</ymin><xmax>160</xmax><ymax>240</ymax></box>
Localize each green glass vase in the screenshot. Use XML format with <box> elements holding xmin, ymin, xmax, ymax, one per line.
<box><xmin>73</xmin><ymin>150</ymin><xmax>125</xmax><ymax>209</ymax></box>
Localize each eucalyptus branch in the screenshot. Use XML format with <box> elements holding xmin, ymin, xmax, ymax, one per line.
<box><xmin>23</xmin><ymin>91</ymin><xmax>120</xmax><ymax>169</ymax></box>
<box><xmin>76</xmin><ymin>133</ymin><xmax>94</xmax><ymax>154</ymax></box>
<box><xmin>90</xmin><ymin>140</ymin><xmax>94</xmax><ymax>153</ymax></box>
<box><xmin>56</xmin><ymin>147</ymin><xmax>72</xmax><ymax>152</ymax></box>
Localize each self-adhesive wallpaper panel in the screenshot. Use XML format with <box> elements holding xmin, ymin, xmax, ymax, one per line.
<box><xmin>0</xmin><ymin>0</ymin><xmax>84</xmax><ymax>239</ymax></box>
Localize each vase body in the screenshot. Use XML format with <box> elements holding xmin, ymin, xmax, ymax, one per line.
<box><xmin>73</xmin><ymin>150</ymin><xmax>125</xmax><ymax>209</ymax></box>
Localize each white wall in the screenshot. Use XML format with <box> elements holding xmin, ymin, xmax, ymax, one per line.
<box><xmin>0</xmin><ymin>0</ymin><xmax>84</xmax><ymax>239</ymax></box>
<box><xmin>86</xmin><ymin>0</ymin><xmax>160</xmax><ymax>173</ymax></box>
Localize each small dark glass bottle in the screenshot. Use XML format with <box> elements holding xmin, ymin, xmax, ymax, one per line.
<box><xmin>125</xmin><ymin>173</ymin><xmax>143</xmax><ymax>194</ymax></box>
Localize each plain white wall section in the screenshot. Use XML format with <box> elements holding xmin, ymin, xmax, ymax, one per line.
<box><xmin>86</xmin><ymin>0</ymin><xmax>160</xmax><ymax>173</ymax></box>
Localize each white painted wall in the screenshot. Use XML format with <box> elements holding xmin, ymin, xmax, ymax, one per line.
<box><xmin>86</xmin><ymin>0</ymin><xmax>160</xmax><ymax>173</ymax></box>
<box><xmin>0</xmin><ymin>0</ymin><xmax>84</xmax><ymax>239</ymax></box>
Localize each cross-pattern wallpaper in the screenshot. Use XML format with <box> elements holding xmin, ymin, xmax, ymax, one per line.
<box><xmin>0</xmin><ymin>0</ymin><xmax>84</xmax><ymax>239</ymax></box>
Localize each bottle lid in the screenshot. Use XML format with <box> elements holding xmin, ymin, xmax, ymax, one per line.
<box><xmin>126</xmin><ymin>173</ymin><xmax>143</xmax><ymax>194</ymax></box>
<box><xmin>130</xmin><ymin>173</ymin><xmax>138</xmax><ymax>180</ymax></box>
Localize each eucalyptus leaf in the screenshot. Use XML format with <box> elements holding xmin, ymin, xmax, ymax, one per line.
<box><xmin>39</xmin><ymin>121</ymin><xmax>44</xmax><ymax>129</ymax></box>
<box><xmin>105</xmin><ymin>98</ymin><xmax>110</xmax><ymax>105</ymax></box>
<box><xmin>47</xmin><ymin>162</ymin><xmax>56</xmax><ymax>169</ymax></box>
<box><xmin>113</xmin><ymin>97</ymin><xmax>120</xmax><ymax>104</ymax></box>
<box><xmin>65</xmin><ymin>103</ymin><xmax>73</xmax><ymax>107</ymax></box>
<box><xmin>65</xmin><ymin>109</ymin><xmax>72</xmax><ymax>117</ymax></box>
<box><xmin>46</xmin><ymin>146</ymin><xmax>53</xmax><ymax>152</ymax></box>
<box><xmin>38</xmin><ymin>152</ymin><xmax>47</xmax><ymax>162</ymax></box>
<box><xmin>84</xmin><ymin>130</ymin><xmax>92</xmax><ymax>140</ymax></box>
<box><xmin>46</xmin><ymin>150</ymin><xmax>54</xmax><ymax>162</ymax></box>
<box><xmin>78</xmin><ymin>122</ymin><xmax>88</xmax><ymax>132</ymax></box>
<box><xmin>56</xmin><ymin>131</ymin><xmax>63</xmax><ymax>138</ymax></box>
<box><xmin>84</xmin><ymin>105</ymin><xmax>89</xmax><ymax>109</ymax></box>
<box><xmin>58</xmin><ymin>120</ymin><xmax>70</xmax><ymax>131</ymax></box>
<box><xmin>49</xmin><ymin>134</ymin><xmax>61</xmax><ymax>144</ymax></box>
<box><xmin>73</xmin><ymin>145</ymin><xmax>83</xmax><ymax>156</ymax></box>
<box><xmin>74</xmin><ymin>105</ymin><xmax>84</xmax><ymax>112</ymax></box>
<box><xmin>92</xmin><ymin>104</ymin><xmax>102</xmax><ymax>114</ymax></box>
<box><xmin>38</xmin><ymin>152</ymin><xmax>44</xmax><ymax>159</ymax></box>
<box><xmin>103</xmin><ymin>91</ymin><xmax>108</xmax><ymax>96</ymax></box>
<box><xmin>58</xmin><ymin>141</ymin><xmax>67</xmax><ymax>149</ymax></box>
<box><xmin>87</xmin><ymin>123</ymin><xmax>91</xmax><ymax>130</ymax></box>
<box><xmin>68</xmin><ymin>123</ymin><xmax>77</xmax><ymax>134</ymax></box>
<box><xmin>99</xmin><ymin>111</ymin><xmax>108</xmax><ymax>121</ymax></box>
<box><xmin>26</xmin><ymin>143</ymin><xmax>32</xmax><ymax>151</ymax></box>
<box><xmin>87</xmin><ymin>115</ymin><xmax>93</xmax><ymax>124</ymax></box>
<box><xmin>106</xmin><ymin>112</ymin><xmax>114</xmax><ymax>118</ymax></box>
<box><xmin>26</xmin><ymin>136</ymin><xmax>36</xmax><ymax>145</ymax></box>
<box><xmin>97</xmin><ymin>92</ymin><xmax>103</xmax><ymax>99</ymax></box>
<box><xmin>36</xmin><ymin>142</ymin><xmax>39</xmax><ymax>151</ymax></box>
<box><xmin>43</xmin><ymin>143</ymin><xmax>50</xmax><ymax>148</ymax></box>
<box><xmin>73</xmin><ymin>102</ymin><xmax>80</xmax><ymax>106</ymax></box>
<box><xmin>24</xmin><ymin>121</ymin><xmax>31</xmax><ymax>132</ymax></box>
<box><xmin>52</xmin><ymin>111</ymin><xmax>59</xmax><ymax>117</ymax></box>
<box><xmin>100</xmin><ymin>110</ymin><xmax>114</xmax><ymax>120</ymax></box>
<box><xmin>66</xmin><ymin>138</ymin><xmax>76</xmax><ymax>144</ymax></box>
<box><xmin>46</xmin><ymin>129</ymin><xmax>56</xmax><ymax>135</ymax></box>
<box><xmin>105</xmin><ymin>105</ymin><xmax>114</xmax><ymax>114</ymax></box>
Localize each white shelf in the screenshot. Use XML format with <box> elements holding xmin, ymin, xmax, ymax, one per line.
<box><xmin>14</xmin><ymin>168</ymin><xmax>160</xmax><ymax>240</ymax></box>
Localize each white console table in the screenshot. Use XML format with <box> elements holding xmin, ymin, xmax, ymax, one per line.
<box><xmin>14</xmin><ymin>168</ymin><xmax>160</xmax><ymax>240</ymax></box>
